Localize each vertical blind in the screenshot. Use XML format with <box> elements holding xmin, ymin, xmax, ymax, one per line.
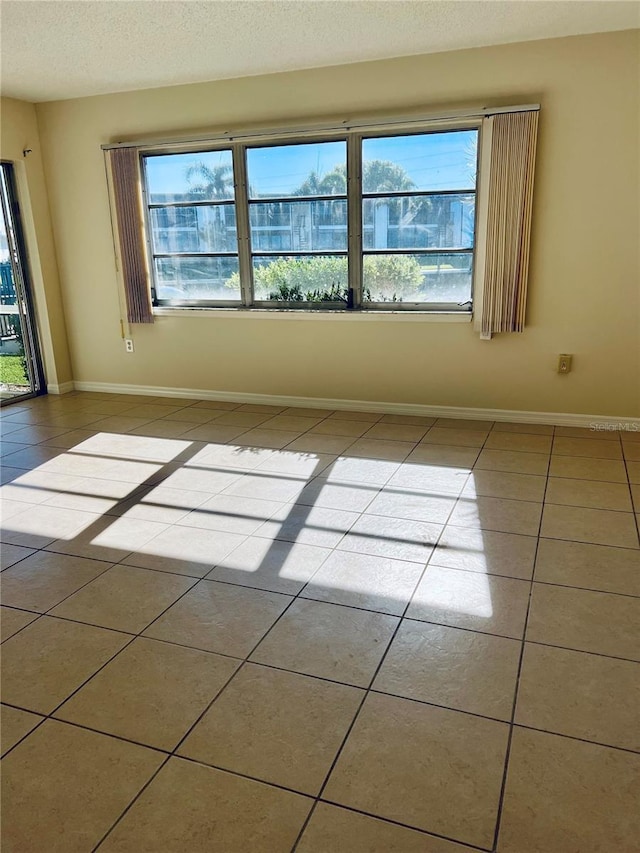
<box><xmin>476</xmin><ymin>110</ymin><xmax>539</xmax><ymax>337</ymax></box>
<box><xmin>108</xmin><ymin>148</ymin><xmax>154</xmax><ymax>324</ymax></box>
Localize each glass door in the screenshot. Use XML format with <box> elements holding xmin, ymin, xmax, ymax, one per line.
<box><xmin>0</xmin><ymin>162</ymin><xmax>44</xmax><ymax>403</ymax></box>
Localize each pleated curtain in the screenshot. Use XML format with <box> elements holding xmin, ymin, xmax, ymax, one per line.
<box><xmin>476</xmin><ymin>110</ymin><xmax>539</xmax><ymax>337</ymax></box>
<box><xmin>108</xmin><ymin>147</ymin><xmax>154</xmax><ymax>324</ymax></box>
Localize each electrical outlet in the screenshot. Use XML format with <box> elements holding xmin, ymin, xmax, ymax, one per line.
<box><xmin>557</xmin><ymin>353</ymin><xmax>572</xmax><ymax>374</ymax></box>
<box><xmin>125</xmin><ymin>339</ymin><xmax>134</xmax><ymax>353</ymax></box>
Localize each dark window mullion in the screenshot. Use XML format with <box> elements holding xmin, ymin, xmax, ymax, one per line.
<box><xmin>347</xmin><ymin>133</ymin><xmax>362</xmax><ymax>309</ymax></box>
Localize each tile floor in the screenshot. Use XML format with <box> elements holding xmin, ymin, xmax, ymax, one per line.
<box><xmin>1</xmin><ymin>391</ymin><xmax>639</xmax><ymax>852</ymax></box>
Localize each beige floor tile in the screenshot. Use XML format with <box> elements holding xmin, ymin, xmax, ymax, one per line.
<box><xmin>408</xmin><ymin>565</ymin><xmax>530</xmax><ymax>639</ymax></box>
<box><xmin>516</xmin><ymin>643</ymin><xmax>640</xmax><ymax>750</ymax></box>
<box><xmin>553</xmin><ymin>436</ymin><xmax>623</xmax><ymax>459</ymax></box>
<box><xmin>627</xmin><ymin>461</ymin><xmax>640</xmax><ymax>484</ymax></box>
<box><xmin>57</xmin><ymin>637</ymin><xmax>239</xmax><ymax>750</ymax></box>
<box><xmin>262</xmin><ymin>414</ymin><xmax>324</xmax><ymax>431</ymax></box>
<box><xmin>324</xmin><ymin>456</ymin><xmax>400</xmax><ymax>486</ymax></box>
<box><xmin>123</xmin><ymin>524</ymin><xmax>244</xmax><ymax>577</ymax></box>
<box><xmin>235</xmin><ymin>427</ymin><xmax>303</xmax><ymax>448</ymax></box>
<box><xmin>527</xmin><ymin>583</ymin><xmax>640</xmax><ymax>660</ymax></box>
<box><xmin>301</xmin><ymin>550</ymin><xmax>425</xmax><ymax>615</ymax></box>
<box><xmin>0</xmin><ymin>542</ymin><xmax>35</xmax><ymax>569</ymax></box>
<box><xmin>324</xmin><ymin>692</ymin><xmax>509</xmax><ymax>848</ymax></box>
<box><xmin>178</xmin><ymin>493</ymin><xmax>284</xmax><ymax>536</ymax></box>
<box><xmin>484</xmin><ymin>432</ymin><xmax>552</xmax><ymax>454</ymax></box>
<box><xmin>144</xmin><ymin>580</ymin><xmax>291</xmax><ymax>657</ymax></box>
<box><xmin>277</xmin><ymin>407</ymin><xmax>332</xmax><ymax>418</ymax></box>
<box><xmin>297</xmin><ymin>803</ymin><xmax>476</xmax><ymax>853</ymax></box>
<box><xmin>0</xmin><ymin>605</ymin><xmax>38</xmax><ymax>642</ymax></box>
<box><xmin>119</xmin><ymin>403</ymin><xmax>188</xmax><ymax>419</ymax></box>
<box><xmin>180</xmin><ymin>663</ymin><xmax>362</xmax><ymax>794</ymax></box>
<box><xmin>474</xmin><ymin>449</ymin><xmax>549</xmax><ymax>475</ymax></box>
<box><xmin>374</xmin><ymin>619</ymin><xmax>521</xmax><ymax>720</ymax></box>
<box><xmin>338</xmin><ymin>514</ymin><xmax>440</xmax><ymax>563</ymax></box>
<box><xmin>50</xmin><ymin>564</ymin><xmax>196</xmax><ymax>633</ymax></box>
<box><xmin>434</xmin><ymin>418</ymin><xmax>493</xmax><ymax>431</ymax></box>
<box><xmin>46</xmin><ymin>516</ymin><xmax>169</xmax><ymax>563</ymax></box>
<box><xmin>388</xmin><ymin>462</ymin><xmax>470</xmax><ymax>495</ymax></box>
<box><xmin>212</xmin><ymin>411</ymin><xmax>273</xmax><ymax>428</ymax></box>
<box><xmin>208</xmin><ymin>536</ymin><xmax>331</xmax><ymax>595</ymax></box>
<box><xmin>222</xmin><ymin>471</ymin><xmax>306</xmax><ymax>503</ymax></box>
<box><xmin>296</xmin><ymin>477</ymin><xmax>380</xmax><ymax>512</ymax></box>
<box><xmin>286</xmin><ymin>433</ymin><xmax>356</xmax><ymax>454</ymax></box>
<box><xmin>554</xmin><ymin>425</ymin><xmax>621</xmax><ymax>441</ymax></box>
<box><xmin>1</xmin><ymin>719</ymin><xmax>163</xmax><ymax>853</ymax></box>
<box><xmin>492</xmin><ymin>421</ymin><xmax>553</xmax><ymax>435</ymax></box>
<box><xmin>431</xmin><ymin>527</ymin><xmax>537</xmax><ymax>580</ymax></box>
<box><xmin>329</xmin><ymin>410</ymin><xmax>381</xmax><ymax>422</ymax></box>
<box><xmin>183</xmin><ymin>443</ymin><xmax>274</xmax><ymax>472</ymax></box>
<box><xmin>633</xmin><ymin>484</ymin><xmax>640</xmax><ymax>510</ymax></box>
<box><xmin>545</xmin><ymin>477</ymin><xmax>632</xmax><ymax>511</ymax></box>
<box><xmin>408</xmin><ymin>444</ymin><xmax>480</xmax><ymax>468</ymax></box>
<box><xmin>157</xmin><ymin>406</ymin><xmax>220</xmax><ymax>423</ymax></box>
<box><xmin>1</xmin><ymin>552</ymin><xmax>113</xmax><ymax>612</ymax></box>
<box><xmin>497</xmin><ymin>728</ymin><xmax>640</xmax><ymax>853</ymax></box>
<box><xmin>250</xmin><ymin>598</ymin><xmax>398</xmax><ymax>687</ymax></box>
<box><xmin>99</xmin><ymin>757</ymin><xmax>311</xmax><ymax>852</ymax></box>
<box><xmin>236</xmin><ymin>403</ymin><xmax>287</xmax><ymax>414</ymax></box>
<box><xmin>309</xmin><ymin>418</ymin><xmax>372</xmax><ymax>437</ymax></box>
<box><xmin>623</xmin><ymin>441</ymin><xmax>640</xmax><ymax>461</ymax></box>
<box><xmin>85</xmin><ymin>415</ymin><xmax>155</xmax><ymax>433</ymax></box>
<box><xmin>463</xmin><ymin>470</ymin><xmax>546</xmax><ymax>502</ymax></box>
<box><xmin>1</xmin><ymin>616</ymin><xmax>130</xmax><ymax>713</ymax></box>
<box><xmin>541</xmin><ymin>504</ymin><xmax>638</xmax><ymax>548</ymax></box>
<box><xmin>1</xmin><ymin>504</ymin><xmax>99</xmax><ymax>549</ymax></box>
<box><xmin>256</xmin><ymin>449</ymin><xmax>336</xmax><ymax>477</ymax></box>
<box><xmin>422</xmin><ymin>428</ymin><xmax>489</xmax><ymax>448</ymax></box>
<box><xmin>129</xmin><ymin>420</ymin><xmax>202</xmax><ymax>439</ymax></box>
<box><xmin>365</xmin><ymin>488</ymin><xmax>456</xmax><ymax>524</ymax></box>
<box><xmin>1</xmin><ymin>704</ymin><xmax>43</xmax><ymax>755</ymax></box>
<box><xmin>534</xmin><ymin>538</ymin><xmax>640</xmax><ymax>596</ymax></box>
<box><xmin>548</xmin><ymin>454</ymin><xmax>628</xmax><ymax>483</ymax></box>
<box><xmin>191</xmin><ymin>399</ymin><xmax>240</xmax><ymax>410</ymax></box>
<box><xmin>449</xmin><ymin>495</ymin><xmax>542</xmax><ymax>536</ymax></box>
<box><xmin>256</xmin><ymin>503</ymin><xmax>360</xmax><ymax>548</ymax></box>
<box><xmin>363</xmin><ymin>422</ymin><xmax>429</xmax><ymax>442</ymax></box>
<box><xmin>180</xmin><ymin>423</ymin><xmax>248</xmax><ymax>442</ymax></box>
<box><xmin>380</xmin><ymin>413</ymin><xmax>436</xmax><ymax>426</ymax></box>
<box><xmin>111</xmin><ymin>485</ymin><xmax>210</xmax><ymax>524</ymax></box>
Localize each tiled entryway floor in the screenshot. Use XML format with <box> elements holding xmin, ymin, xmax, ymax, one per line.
<box><xmin>1</xmin><ymin>392</ymin><xmax>639</xmax><ymax>852</ymax></box>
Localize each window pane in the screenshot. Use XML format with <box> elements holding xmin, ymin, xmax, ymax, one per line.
<box><xmin>246</xmin><ymin>141</ymin><xmax>347</xmax><ymax>198</ymax></box>
<box><xmin>150</xmin><ymin>205</ymin><xmax>237</xmax><ymax>253</ymax></box>
<box><xmin>249</xmin><ymin>200</ymin><xmax>347</xmax><ymax>251</ymax></box>
<box><xmin>363</xmin><ymin>194</ymin><xmax>474</xmax><ymax>250</ymax></box>
<box><xmin>154</xmin><ymin>257</ymin><xmax>241</xmax><ymax>301</ymax></box>
<box><xmin>145</xmin><ymin>151</ymin><xmax>235</xmax><ymax>202</ymax></box>
<box><xmin>252</xmin><ymin>255</ymin><xmax>348</xmax><ymax>302</ymax></box>
<box><xmin>362</xmin><ymin>131</ymin><xmax>477</xmax><ymax>193</ymax></box>
<box><xmin>362</xmin><ymin>252</ymin><xmax>472</xmax><ymax>304</ymax></box>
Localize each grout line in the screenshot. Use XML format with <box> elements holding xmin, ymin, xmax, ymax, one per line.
<box><xmin>289</xmin><ymin>465</ymin><xmax>468</xmax><ymax>851</ymax></box>
<box><xmin>489</xmin><ymin>428</ymin><xmax>553</xmax><ymax>851</ymax></box>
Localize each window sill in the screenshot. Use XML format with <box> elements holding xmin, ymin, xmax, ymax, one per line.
<box><xmin>152</xmin><ymin>307</ymin><xmax>473</xmax><ymax>323</ymax></box>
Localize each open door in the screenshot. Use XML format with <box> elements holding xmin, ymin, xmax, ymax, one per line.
<box><xmin>0</xmin><ymin>162</ymin><xmax>45</xmax><ymax>403</ymax></box>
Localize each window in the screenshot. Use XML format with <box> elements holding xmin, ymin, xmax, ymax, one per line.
<box><xmin>141</xmin><ymin>123</ymin><xmax>479</xmax><ymax>311</ymax></box>
<box><xmin>144</xmin><ymin>150</ymin><xmax>241</xmax><ymax>303</ymax></box>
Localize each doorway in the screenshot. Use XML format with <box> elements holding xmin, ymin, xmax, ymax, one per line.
<box><xmin>0</xmin><ymin>161</ymin><xmax>44</xmax><ymax>403</ymax></box>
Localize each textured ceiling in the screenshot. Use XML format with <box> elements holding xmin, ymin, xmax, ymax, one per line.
<box><xmin>2</xmin><ymin>0</ymin><xmax>638</xmax><ymax>102</ymax></box>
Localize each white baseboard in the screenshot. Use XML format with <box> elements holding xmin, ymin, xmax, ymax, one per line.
<box><xmin>47</xmin><ymin>381</ymin><xmax>75</xmax><ymax>395</ymax></box>
<box><xmin>70</xmin><ymin>380</ymin><xmax>639</xmax><ymax>428</ymax></box>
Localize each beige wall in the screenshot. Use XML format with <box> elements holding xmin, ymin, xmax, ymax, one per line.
<box><xmin>35</xmin><ymin>30</ymin><xmax>639</xmax><ymax>416</ymax></box>
<box><xmin>0</xmin><ymin>97</ymin><xmax>72</xmax><ymax>388</ymax></box>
